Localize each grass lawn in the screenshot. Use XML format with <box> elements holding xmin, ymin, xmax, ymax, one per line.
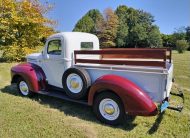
<box><xmin>0</xmin><ymin>51</ymin><xmax>190</xmax><ymax>138</ymax></box>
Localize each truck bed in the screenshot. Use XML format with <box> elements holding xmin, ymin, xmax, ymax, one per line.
<box><xmin>74</xmin><ymin>48</ymin><xmax>173</xmax><ymax>103</ymax></box>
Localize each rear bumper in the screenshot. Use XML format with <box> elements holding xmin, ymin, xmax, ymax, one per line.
<box><xmin>159</xmin><ymin>89</ymin><xmax>184</xmax><ymax>113</ymax></box>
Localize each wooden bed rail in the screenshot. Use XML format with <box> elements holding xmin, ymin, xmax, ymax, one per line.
<box><xmin>74</xmin><ymin>48</ymin><xmax>172</xmax><ymax>68</ymax></box>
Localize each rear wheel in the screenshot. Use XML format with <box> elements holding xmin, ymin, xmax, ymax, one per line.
<box><xmin>93</xmin><ymin>92</ymin><xmax>125</xmax><ymax>125</ymax></box>
<box><xmin>17</xmin><ymin>77</ymin><xmax>34</xmax><ymax>97</ymax></box>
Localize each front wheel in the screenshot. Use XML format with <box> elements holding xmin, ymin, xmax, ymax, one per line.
<box><xmin>93</xmin><ymin>92</ymin><xmax>125</xmax><ymax>125</ymax></box>
<box><xmin>17</xmin><ymin>77</ymin><xmax>34</xmax><ymax>97</ymax></box>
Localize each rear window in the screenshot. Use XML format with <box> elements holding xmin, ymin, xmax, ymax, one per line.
<box><xmin>81</xmin><ymin>42</ymin><xmax>93</xmax><ymax>50</ymax></box>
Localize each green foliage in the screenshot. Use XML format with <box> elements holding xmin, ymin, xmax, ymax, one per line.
<box><xmin>74</xmin><ymin>5</ymin><xmax>162</xmax><ymax>48</ymax></box>
<box><xmin>124</xmin><ymin>7</ymin><xmax>162</xmax><ymax>48</ymax></box>
<box><xmin>186</xmin><ymin>26</ymin><xmax>190</xmax><ymax>43</ymax></box>
<box><xmin>0</xmin><ymin>0</ymin><xmax>55</xmax><ymax>61</ymax></box>
<box><xmin>73</xmin><ymin>9</ymin><xmax>103</xmax><ymax>34</ymax></box>
<box><xmin>185</xmin><ymin>26</ymin><xmax>190</xmax><ymax>50</ymax></box>
<box><xmin>176</xmin><ymin>40</ymin><xmax>189</xmax><ymax>53</ymax></box>
<box><xmin>85</xmin><ymin>9</ymin><xmax>104</xmax><ymax>33</ymax></box>
<box><xmin>73</xmin><ymin>15</ymin><xmax>94</xmax><ymax>32</ymax></box>
<box><xmin>161</xmin><ymin>34</ymin><xmax>175</xmax><ymax>47</ymax></box>
<box><xmin>115</xmin><ymin>5</ymin><xmax>128</xmax><ymax>47</ymax></box>
<box><xmin>162</xmin><ymin>26</ymin><xmax>190</xmax><ymax>49</ymax></box>
<box><xmin>128</xmin><ymin>24</ymin><xmax>147</xmax><ymax>47</ymax></box>
<box><xmin>162</xmin><ymin>26</ymin><xmax>190</xmax><ymax>50</ymax></box>
<box><xmin>147</xmin><ymin>25</ymin><xmax>163</xmax><ymax>48</ymax></box>
<box><xmin>173</xmin><ymin>27</ymin><xmax>186</xmax><ymax>42</ymax></box>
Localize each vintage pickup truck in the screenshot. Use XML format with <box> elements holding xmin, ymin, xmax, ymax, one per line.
<box><xmin>11</xmin><ymin>32</ymin><xmax>183</xmax><ymax>125</ymax></box>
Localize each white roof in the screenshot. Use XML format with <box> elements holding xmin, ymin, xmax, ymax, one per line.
<box><xmin>47</xmin><ymin>32</ymin><xmax>100</xmax><ymax>59</ymax></box>
<box><xmin>48</xmin><ymin>32</ymin><xmax>98</xmax><ymax>40</ymax></box>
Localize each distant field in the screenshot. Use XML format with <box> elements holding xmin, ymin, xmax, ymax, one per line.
<box><xmin>0</xmin><ymin>51</ymin><xmax>189</xmax><ymax>138</ymax></box>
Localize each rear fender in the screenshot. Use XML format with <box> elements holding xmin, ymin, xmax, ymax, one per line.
<box><xmin>88</xmin><ymin>75</ymin><xmax>158</xmax><ymax>116</ymax></box>
<box><xmin>11</xmin><ymin>63</ymin><xmax>46</xmax><ymax>92</ymax></box>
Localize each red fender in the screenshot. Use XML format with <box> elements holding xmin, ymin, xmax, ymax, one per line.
<box><xmin>11</xmin><ymin>63</ymin><xmax>46</xmax><ymax>92</ymax></box>
<box><xmin>88</xmin><ymin>75</ymin><xmax>158</xmax><ymax>116</ymax></box>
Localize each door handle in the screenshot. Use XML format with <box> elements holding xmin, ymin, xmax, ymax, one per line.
<box><xmin>62</xmin><ymin>58</ymin><xmax>72</xmax><ymax>62</ymax></box>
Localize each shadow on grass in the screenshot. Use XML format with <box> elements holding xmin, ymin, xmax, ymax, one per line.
<box><xmin>147</xmin><ymin>111</ymin><xmax>165</xmax><ymax>134</ymax></box>
<box><xmin>0</xmin><ymin>57</ymin><xmax>6</xmax><ymax>62</ymax></box>
<box><xmin>1</xmin><ymin>85</ymin><xmax>138</xmax><ymax>131</ymax></box>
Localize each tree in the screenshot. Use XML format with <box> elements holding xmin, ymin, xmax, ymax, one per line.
<box><xmin>115</xmin><ymin>5</ymin><xmax>128</xmax><ymax>47</ymax></box>
<box><xmin>72</xmin><ymin>15</ymin><xmax>94</xmax><ymax>32</ymax></box>
<box><xmin>127</xmin><ymin>24</ymin><xmax>147</xmax><ymax>48</ymax></box>
<box><xmin>176</xmin><ymin>40</ymin><xmax>188</xmax><ymax>53</ymax></box>
<box><xmin>73</xmin><ymin>5</ymin><xmax>163</xmax><ymax>48</ymax></box>
<box><xmin>147</xmin><ymin>25</ymin><xmax>162</xmax><ymax>48</ymax></box>
<box><xmin>172</xmin><ymin>27</ymin><xmax>186</xmax><ymax>43</ymax></box>
<box><xmin>185</xmin><ymin>26</ymin><xmax>190</xmax><ymax>43</ymax></box>
<box><xmin>85</xmin><ymin>9</ymin><xmax>104</xmax><ymax>33</ymax></box>
<box><xmin>0</xmin><ymin>0</ymin><xmax>55</xmax><ymax>61</ymax></box>
<box><xmin>161</xmin><ymin>34</ymin><xmax>175</xmax><ymax>48</ymax></box>
<box><xmin>116</xmin><ymin>6</ymin><xmax>162</xmax><ymax>48</ymax></box>
<box><xmin>185</xmin><ymin>26</ymin><xmax>190</xmax><ymax>50</ymax></box>
<box><xmin>98</xmin><ymin>8</ymin><xmax>119</xmax><ymax>47</ymax></box>
<box><xmin>73</xmin><ymin>9</ymin><xmax>103</xmax><ymax>34</ymax></box>
<box><xmin>138</xmin><ymin>10</ymin><xmax>155</xmax><ymax>26</ymax></box>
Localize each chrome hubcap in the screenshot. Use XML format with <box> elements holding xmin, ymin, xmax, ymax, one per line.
<box><xmin>66</xmin><ymin>73</ymin><xmax>83</xmax><ymax>93</ymax></box>
<box><xmin>104</xmin><ymin>104</ymin><xmax>115</xmax><ymax>115</ymax></box>
<box><xmin>19</xmin><ymin>81</ymin><xmax>29</xmax><ymax>96</ymax></box>
<box><xmin>99</xmin><ymin>98</ymin><xmax>120</xmax><ymax>121</ymax></box>
<box><xmin>70</xmin><ymin>79</ymin><xmax>79</xmax><ymax>89</ymax></box>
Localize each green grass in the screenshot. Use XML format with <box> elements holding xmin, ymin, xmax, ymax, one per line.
<box><xmin>0</xmin><ymin>51</ymin><xmax>190</xmax><ymax>138</ymax></box>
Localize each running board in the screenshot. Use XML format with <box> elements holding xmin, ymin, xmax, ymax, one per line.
<box><xmin>38</xmin><ymin>90</ymin><xmax>88</xmax><ymax>106</ymax></box>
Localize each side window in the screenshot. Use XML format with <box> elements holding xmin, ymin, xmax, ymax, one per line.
<box><xmin>81</xmin><ymin>42</ymin><xmax>93</xmax><ymax>50</ymax></box>
<box><xmin>47</xmin><ymin>40</ymin><xmax>62</xmax><ymax>55</ymax></box>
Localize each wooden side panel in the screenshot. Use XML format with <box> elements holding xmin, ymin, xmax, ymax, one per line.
<box><xmin>74</xmin><ymin>48</ymin><xmax>170</xmax><ymax>68</ymax></box>
<box><xmin>100</xmin><ymin>48</ymin><xmax>171</xmax><ymax>62</ymax></box>
<box><xmin>75</xmin><ymin>59</ymin><xmax>166</xmax><ymax>68</ymax></box>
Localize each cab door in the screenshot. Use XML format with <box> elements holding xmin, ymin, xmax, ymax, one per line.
<box><xmin>42</xmin><ymin>37</ymin><xmax>65</xmax><ymax>88</ymax></box>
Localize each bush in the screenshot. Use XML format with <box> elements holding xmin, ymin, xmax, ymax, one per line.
<box><xmin>2</xmin><ymin>45</ymin><xmax>41</xmax><ymax>62</ymax></box>
<box><xmin>176</xmin><ymin>40</ymin><xmax>189</xmax><ymax>53</ymax></box>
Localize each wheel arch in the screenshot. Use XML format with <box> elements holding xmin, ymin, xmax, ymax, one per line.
<box><xmin>11</xmin><ymin>63</ymin><xmax>46</xmax><ymax>92</ymax></box>
<box><xmin>88</xmin><ymin>74</ymin><xmax>158</xmax><ymax>116</ymax></box>
<box><xmin>92</xmin><ymin>89</ymin><xmax>123</xmax><ymax>105</ymax></box>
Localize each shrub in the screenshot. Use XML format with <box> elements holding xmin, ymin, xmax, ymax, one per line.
<box><xmin>2</xmin><ymin>44</ymin><xmax>42</xmax><ymax>62</ymax></box>
<box><xmin>176</xmin><ymin>40</ymin><xmax>189</xmax><ymax>53</ymax></box>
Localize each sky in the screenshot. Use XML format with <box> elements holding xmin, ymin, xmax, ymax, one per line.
<box><xmin>41</xmin><ymin>0</ymin><xmax>190</xmax><ymax>34</ymax></box>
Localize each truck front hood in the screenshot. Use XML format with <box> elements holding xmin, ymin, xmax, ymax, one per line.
<box><xmin>27</xmin><ymin>53</ymin><xmax>42</xmax><ymax>63</ymax></box>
